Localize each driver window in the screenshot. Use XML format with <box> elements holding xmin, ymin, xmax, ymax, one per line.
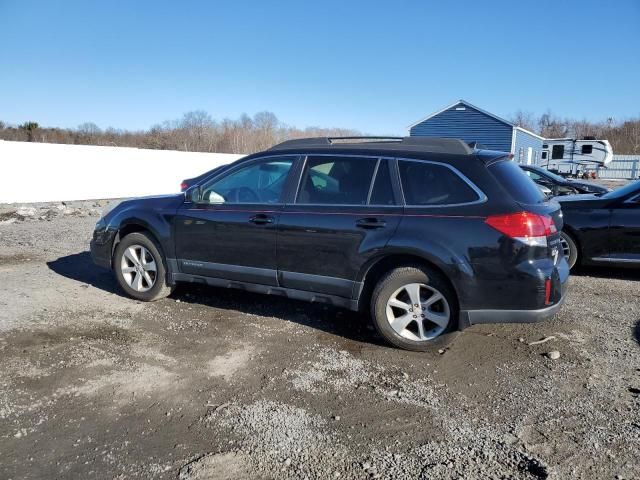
<box><xmin>201</xmin><ymin>158</ymin><xmax>293</xmax><ymax>204</ymax></box>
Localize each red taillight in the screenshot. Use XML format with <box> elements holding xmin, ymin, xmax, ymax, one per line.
<box><xmin>180</xmin><ymin>182</ymin><xmax>189</xmax><ymax>191</ymax></box>
<box><xmin>485</xmin><ymin>212</ymin><xmax>557</xmax><ymax>246</ymax></box>
<box><xmin>544</xmin><ymin>278</ymin><xmax>552</xmax><ymax>305</ymax></box>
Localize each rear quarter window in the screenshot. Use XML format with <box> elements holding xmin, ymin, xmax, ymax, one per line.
<box><xmin>489</xmin><ymin>160</ymin><xmax>545</xmax><ymax>204</ymax></box>
<box><xmin>398</xmin><ymin>160</ymin><xmax>481</xmax><ymax>206</ymax></box>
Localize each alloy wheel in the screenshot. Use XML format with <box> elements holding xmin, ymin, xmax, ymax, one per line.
<box><xmin>120</xmin><ymin>244</ymin><xmax>157</xmax><ymax>292</ymax></box>
<box><xmin>560</xmin><ymin>234</ymin><xmax>571</xmax><ymax>262</ymax></box>
<box><xmin>385</xmin><ymin>282</ymin><xmax>450</xmax><ymax>341</ymax></box>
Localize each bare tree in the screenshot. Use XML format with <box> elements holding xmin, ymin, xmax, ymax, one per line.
<box><xmin>538</xmin><ymin>111</ymin><xmax>568</xmax><ymax>138</ymax></box>
<box><xmin>3</xmin><ymin>110</ymin><xmax>639</xmax><ymax>155</ymax></box>
<box><xmin>509</xmin><ymin>110</ymin><xmax>537</xmax><ymax>132</ymax></box>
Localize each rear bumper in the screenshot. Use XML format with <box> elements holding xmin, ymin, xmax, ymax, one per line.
<box><xmin>461</xmin><ymin>257</ymin><xmax>570</xmax><ymax>326</ymax></box>
<box><xmin>464</xmin><ymin>287</ymin><xmax>567</xmax><ymax>325</ymax></box>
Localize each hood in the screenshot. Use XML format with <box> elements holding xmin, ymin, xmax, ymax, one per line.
<box><xmin>116</xmin><ymin>193</ymin><xmax>184</xmax><ymax>206</ymax></box>
<box><xmin>556</xmin><ymin>193</ymin><xmax>600</xmax><ymax>202</ymax></box>
<box><xmin>103</xmin><ymin>193</ymin><xmax>184</xmax><ymax>222</ymax></box>
<box><xmin>567</xmin><ymin>180</ymin><xmax>610</xmax><ymax>193</ymax></box>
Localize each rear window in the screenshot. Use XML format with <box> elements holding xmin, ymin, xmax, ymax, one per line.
<box><xmin>489</xmin><ymin>160</ymin><xmax>545</xmax><ymax>204</ymax></box>
<box><xmin>369</xmin><ymin>159</ymin><xmax>395</xmax><ymax>205</ymax></box>
<box><xmin>297</xmin><ymin>156</ymin><xmax>377</xmax><ymax>205</ymax></box>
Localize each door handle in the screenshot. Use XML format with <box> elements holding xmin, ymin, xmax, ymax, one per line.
<box><xmin>249</xmin><ymin>214</ymin><xmax>274</xmax><ymax>225</ymax></box>
<box><xmin>356</xmin><ymin>217</ymin><xmax>386</xmax><ymax>229</ymax></box>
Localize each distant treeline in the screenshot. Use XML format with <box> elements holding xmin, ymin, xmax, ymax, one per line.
<box><xmin>0</xmin><ymin>111</ymin><xmax>359</xmax><ymax>155</ymax></box>
<box><xmin>1</xmin><ymin>109</ymin><xmax>639</xmax><ymax>154</ymax></box>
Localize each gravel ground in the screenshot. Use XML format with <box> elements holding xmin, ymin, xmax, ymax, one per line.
<box><xmin>0</xmin><ymin>200</ymin><xmax>639</xmax><ymax>480</ymax></box>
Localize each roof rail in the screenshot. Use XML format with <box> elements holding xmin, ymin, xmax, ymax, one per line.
<box><xmin>269</xmin><ymin>136</ymin><xmax>473</xmax><ymax>155</ymax></box>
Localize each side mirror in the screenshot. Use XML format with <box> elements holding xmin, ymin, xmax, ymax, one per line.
<box><xmin>624</xmin><ymin>195</ymin><xmax>640</xmax><ymax>206</ymax></box>
<box><xmin>538</xmin><ymin>184</ymin><xmax>552</xmax><ymax>198</ymax></box>
<box><xmin>187</xmin><ymin>187</ymin><xmax>201</xmax><ymax>203</ymax></box>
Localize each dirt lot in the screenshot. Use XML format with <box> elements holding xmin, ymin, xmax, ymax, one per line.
<box><xmin>0</xmin><ymin>201</ymin><xmax>639</xmax><ymax>480</ymax></box>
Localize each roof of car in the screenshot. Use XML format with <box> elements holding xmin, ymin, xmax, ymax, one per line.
<box><xmin>268</xmin><ymin>136</ymin><xmax>474</xmax><ymax>156</ymax></box>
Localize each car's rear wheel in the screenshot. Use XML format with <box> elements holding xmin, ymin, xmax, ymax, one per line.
<box><xmin>114</xmin><ymin>232</ymin><xmax>173</xmax><ymax>301</ymax></box>
<box><xmin>560</xmin><ymin>231</ymin><xmax>578</xmax><ymax>269</ymax></box>
<box><xmin>371</xmin><ymin>266</ymin><xmax>458</xmax><ymax>351</ymax></box>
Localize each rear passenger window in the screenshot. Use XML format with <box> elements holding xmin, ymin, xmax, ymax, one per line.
<box><xmin>398</xmin><ymin>160</ymin><xmax>480</xmax><ymax>206</ymax></box>
<box><xmin>297</xmin><ymin>156</ymin><xmax>377</xmax><ymax>205</ymax></box>
<box><xmin>369</xmin><ymin>160</ymin><xmax>395</xmax><ymax>205</ymax></box>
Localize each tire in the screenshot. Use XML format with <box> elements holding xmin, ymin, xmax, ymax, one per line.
<box><xmin>113</xmin><ymin>232</ymin><xmax>173</xmax><ymax>301</ymax></box>
<box><xmin>371</xmin><ymin>265</ymin><xmax>459</xmax><ymax>352</ymax></box>
<box><xmin>560</xmin><ymin>231</ymin><xmax>579</xmax><ymax>269</ymax></box>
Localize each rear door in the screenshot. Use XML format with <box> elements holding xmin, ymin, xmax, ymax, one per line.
<box><xmin>174</xmin><ymin>156</ymin><xmax>298</xmax><ymax>285</ymax></box>
<box><xmin>277</xmin><ymin>155</ymin><xmax>402</xmax><ymax>298</ymax></box>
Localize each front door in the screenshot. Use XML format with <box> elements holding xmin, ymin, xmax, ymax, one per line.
<box><xmin>277</xmin><ymin>155</ymin><xmax>402</xmax><ymax>298</ymax></box>
<box><xmin>608</xmin><ymin>193</ymin><xmax>640</xmax><ymax>262</ymax></box>
<box><xmin>174</xmin><ymin>156</ymin><xmax>296</xmax><ymax>285</ymax></box>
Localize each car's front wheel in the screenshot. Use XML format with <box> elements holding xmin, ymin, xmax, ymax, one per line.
<box><xmin>113</xmin><ymin>232</ymin><xmax>173</xmax><ymax>301</ymax></box>
<box><xmin>371</xmin><ymin>266</ymin><xmax>458</xmax><ymax>351</ymax></box>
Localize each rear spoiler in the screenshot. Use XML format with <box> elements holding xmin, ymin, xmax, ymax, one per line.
<box><xmin>474</xmin><ymin>149</ymin><xmax>514</xmax><ymax>166</ymax></box>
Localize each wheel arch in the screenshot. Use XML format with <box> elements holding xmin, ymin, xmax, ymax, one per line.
<box><xmin>355</xmin><ymin>252</ymin><xmax>462</xmax><ymax>314</ymax></box>
<box><xmin>111</xmin><ymin>220</ymin><xmax>172</xmax><ymax>276</ymax></box>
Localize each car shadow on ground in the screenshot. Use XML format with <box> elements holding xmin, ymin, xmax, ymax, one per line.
<box><xmin>47</xmin><ymin>251</ymin><xmax>124</xmax><ymax>296</ymax></box>
<box><xmin>46</xmin><ymin>251</ymin><xmax>385</xmax><ymax>348</ymax></box>
<box><xmin>572</xmin><ymin>265</ymin><xmax>640</xmax><ymax>281</ymax></box>
<box><xmin>170</xmin><ymin>283</ymin><xmax>387</xmax><ymax>348</ymax></box>
<box><xmin>635</xmin><ymin>320</ymin><xmax>640</xmax><ymax>348</ymax></box>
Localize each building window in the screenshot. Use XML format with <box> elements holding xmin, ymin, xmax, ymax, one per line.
<box><xmin>551</xmin><ymin>145</ymin><xmax>565</xmax><ymax>160</ymax></box>
<box><xmin>541</xmin><ymin>151</ymin><xmax>548</xmax><ymax>160</ymax></box>
<box><xmin>534</xmin><ymin>151</ymin><xmax>539</xmax><ymax>164</ymax></box>
<box><xmin>518</xmin><ymin>147</ymin><xmax>524</xmax><ymax>163</ymax></box>
<box><xmin>581</xmin><ymin>144</ymin><xmax>593</xmax><ymax>154</ymax></box>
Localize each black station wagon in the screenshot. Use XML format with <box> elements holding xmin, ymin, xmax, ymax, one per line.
<box><xmin>91</xmin><ymin>137</ymin><xmax>569</xmax><ymax>351</ymax></box>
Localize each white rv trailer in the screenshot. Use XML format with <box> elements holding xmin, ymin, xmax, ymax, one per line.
<box><xmin>541</xmin><ymin>137</ymin><xmax>613</xmax><ymax>177</ymax></box>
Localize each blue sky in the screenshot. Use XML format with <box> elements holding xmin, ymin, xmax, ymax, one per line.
<box><xmin>1</xmin><ymin>0</ymin><xmax>638</xmax><ymax>135</ymax></box>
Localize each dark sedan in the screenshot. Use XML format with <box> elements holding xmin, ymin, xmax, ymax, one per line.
<box><xmin>558</xmin><ymin>180</ymin><xmax>640</xmax><ymax>268</ymax></box>
<box><xmin>520</xmin><ymin>165</ymin><xmax>610</xmax><ymax>196</ymax></box>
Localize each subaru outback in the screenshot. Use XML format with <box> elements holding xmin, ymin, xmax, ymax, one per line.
<box><xmin>91</xmin><ymin>137</ymin><xmax>569</xmax><ymax>351</ymax></box>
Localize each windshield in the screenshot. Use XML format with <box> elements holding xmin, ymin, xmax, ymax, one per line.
<box><xmin>539</xmin><ymin>167</ymin><xmax>565</xmax><ymax>183</ymax></box>
<box><xmin>602</xmin><ymin>179</ymin><xmax>640</xmax><ymax>199</ymax></box>
<box><xmin>527</xmin><ymin>166</ymin><xmax>566</xmax><ymax>183</ymax></box>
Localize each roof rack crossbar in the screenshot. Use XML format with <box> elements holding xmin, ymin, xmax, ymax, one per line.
<box><xmin>269</xmin><ymin>136</ymin><xmax>474</xmax><ymax>155</ymax></box>
<box><xmin>327</xmin><ymin>136</ymin><xmax>403</xmax><ymax>143</ymax></box>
